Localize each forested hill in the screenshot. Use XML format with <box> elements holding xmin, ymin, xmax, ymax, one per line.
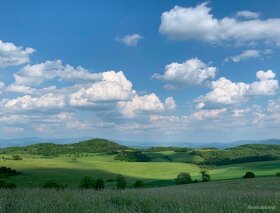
<box><xmin>0</xmin><ymin>138</ymin><xmax>127</xmax><ymax>156</ymax></box>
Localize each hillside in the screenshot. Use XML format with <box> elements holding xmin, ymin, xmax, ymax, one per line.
<box><xmin>193</xmin><ymin>144</ymin><xmax>280</xmax><ymax>165</ymax></box>
<box><xmin>0</xmin><ymin>139</ymin><xmax>127</xmax><ymax>156</ymax></box>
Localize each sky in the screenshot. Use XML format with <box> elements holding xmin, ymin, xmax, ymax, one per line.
<box><xmin>1</xmin><ymin>0</ymin><xmax>280</xmax><ymax>143</ymax></box>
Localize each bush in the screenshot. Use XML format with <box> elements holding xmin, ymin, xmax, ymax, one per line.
<box><xmin>0</xmin><ymin>180</ymin><xmax>17</xmax><ymax>189</ymax></box>
<box><xmin>175</xmin><ymin>172</ymin><xmax>192</xmax><ymax>184</ymax></box>
<box><xmin>0</xmin><ymin>166</ymin><xmax>21</xmax><ymax>178</ymax></box>
<box><xmin>114</xmin><ymin>151</ymin><xmax>151</xmax><ymax>162</ymax></box>
<box><xmin>116</xmin><ymin>175</ymin><xmax>126</xmax><ymax>190</ymax></box>
<box><xmin>95</xmin><ymin>178</ymin><xmax>105</xmax><ymax>190</ymax></box>
<box><xmin>133</xmin><ymin>180</ymin><xmax>144</xmax><ymax>188</ymax></box>
<box><xmin>43</xmin><ymin>180</ymin><xmax>65</xmax><ymax>189</ymax></box>
<box><xmin>79</xmin><ymin>176</ymin><xmax>96</xmax><ymax>189</ymax></box>
<box><xmin>276</xmin><ymin>171</ymin><xmax>280</xmax><ymax>177</ymax></box>
<box><xmin>12</xmin><ymin>155</ymin><xmax>22</xmax><ymax>160</ymax></box>
<box><xmin>193</xmin><ymin>179</ymin><xmax>199</xmax><ymax>183</ymax></box>
<box><xmin>106</xmin><ymin>178</ymin><xmax>115</xmax><ymax>182</ymax></box>
<box><xmin>200</xmin><ymin>170</ymin><xmax>210</xmax><ymax>182</ymax></box>
<box><xmin>243</xmin><ymin>172</ymin><xmax>255</xmax><ymax>178</ymax></box>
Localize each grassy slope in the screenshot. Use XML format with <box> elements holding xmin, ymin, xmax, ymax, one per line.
<box><xmin>1</xmin><ymin>151</ymin><xmax>279</xmax><ymax>187</ymax></box>
<box><xmin>0</xmin><ymin>177</ymin><xmax>279</xmax><ymax>213</ymax></box>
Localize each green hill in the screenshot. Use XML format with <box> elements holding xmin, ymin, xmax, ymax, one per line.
<box><xmin>193</xmin><ymin>144</ymin><xmax>280</xmax><ymax>165</ymax></box>
<box><xmin>0</xmin><ymin>138</ymin><xmax>127</xmax><ymax>156</ymax></box>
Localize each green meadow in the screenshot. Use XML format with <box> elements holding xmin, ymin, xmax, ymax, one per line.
<box><xmin>1</xmin><ymin>150</ymin><xmax>280</xmax><ymax>188</ymax></box>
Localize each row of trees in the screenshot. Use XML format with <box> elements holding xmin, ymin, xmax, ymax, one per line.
<box><xmin>43</xmin><ymin>175</ymin><xmax>145</xmax><ymax>190</ymax></box>
<box><xmin>175</xmin><ymin>170</ymin><xmax>210</xmax><ymax>184</ymax></box>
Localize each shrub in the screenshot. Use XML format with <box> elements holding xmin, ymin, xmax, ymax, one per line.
<box><xmin>243</xmin><ymin>172</ymin><xmax>255</xmax><ymax>178</ymax></box>
<box><xmin>5</xmin><ymin>182</ymin><xmax>17</xmax><ymax>189</ymax></box>
<box><xmin>114</xmin><ymin>151</ymin><xmax>151</xmax><ymax>162</ymax></box>
<box><xmin>12</xmin><ymin>155</ymin><xmax>22</xmax><ymax>160</ymax></box>
<box><xmin>0</xmin><ymin>166</ymin><xmax>21</xmax><ymax>178</ymax></box>
<box><xmin>193</xmin><ymin>179</ymin><xmax>199</xmax><ymax>183</ymax></box>
<box><xmin>116</xmin><ymin>175</ymin><xmax>126</xmax><ymax>190</ymax></box>
<box><xmin>200</xmin><ymin>170</ymin><xmax>210</xmax><ymax>182</ymax></box>
<box><xmin>0</xmin><ymin>180</ymin><xmax>17</xmax><ymax>189</ymax></box>
<box><xmin>79</xmin><ymin>176</ymin><xmax>96</xmax><ymax>189</ymax></box>
<box><xmin>95</xmin><ymin>178</ymin><xmax>105</xmax><ymax>190</ymax></box>
<box><xmin>276</xmin><ymin>171</ymin><xmax>280</xmax><ymax>177</ymax></box>
<box><xmin>43</xmin><ymin>180</ymin><xmax>65</xmax><ymax>189</ymax></box>
<box><xmin>133</xmin><ymin>180</ymin><xmax>144</xmax><ymax>188</ymax></box>
<box><xmin>175</xmin><ymin>172</ymin><xmax>192</xmax><ymax>184</ymax></box>
<box><xmin>106</xmin><ymin>178</ymin><xmax>115</xmax><ymax>182</ymax></box>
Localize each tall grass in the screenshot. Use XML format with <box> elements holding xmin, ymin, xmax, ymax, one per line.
<box><xmin>0</xmin><ymin>177</ymin><xmax>279</xmax><ymax>213</ymax></box>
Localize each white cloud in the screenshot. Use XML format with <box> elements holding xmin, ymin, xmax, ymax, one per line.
<box><xmin>236</xmin><ymin>11</ymin><xmax>260</xmax><ymax>19</ymax></box>
<box><xmin>2</xmin><ymin>94</ymin><xmax>66</xmax><ymax>111</ymax></box>
<box><xmin>196</xmin><ymin>70</ymin><xmax>279</xmax><ymax>108</ymax></box>
<box><xmin>165</xmin><ymin>97</ymin><xmax>176</xmax><ymax>110</ymax></box>
<box><xmin>14</xmin><ymin>60</ymin><xmax>101</xmax><ymax>86</ymax></box>
<box><xmin>267</xmin><ymin>98</ymin><xmax>280</xmax><ymax>113</ymax></box>
<box><xmin>225</xmin><ymin>49</ymin><xmax>260</xmax><ymax>63</ymax></box>
<box><xmin>192</xmin><ymin>108</ymin><xmax>227</xmax><ymax>120</ymax></box>
<box><xmin>69</xmin><ymin>71</ymin><xmax>134</xmax><ymax>106</ymax></box>
<box><xmin>116</xmin><ymin>34</ymin><xmax>143</xmax><ymax>46</ymax></box>
<box><xmin>159</xmin><ymin>3</ymin><xmax>280</xmax><ymax>45</ymax></box>
<box><xmin>0</xmin><ymin>40</ymin><xmax>35</xmax><ymax>68</ymax></box>
<box><xmin>0</xmin><ymin>82</ymin><xmax>5</xmax><ymax>94</ymax></box>
<box><xmin>152</xmin><ymin>58</ymin><xmax>217</xmax><ymax>86</ymax></box>
<box><xmin>117</xmin><ymin>93</ymin><xmax>165</xmax><ymax>118</ymax></box>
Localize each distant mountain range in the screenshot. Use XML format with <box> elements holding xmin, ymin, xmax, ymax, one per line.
<box><xmin>117</xmin><ymin>138</ymin><xmax>280</xmax><ymax>149</ymax></box>
<box><xmin>0</xmin><ymin>137</ymin><xmax>279</xmax><ymax>149</ymax></box>
<box><xmin>0</xmin><ymin>137</ymin><xmax>91</xmax><ymax>148</ymax></box>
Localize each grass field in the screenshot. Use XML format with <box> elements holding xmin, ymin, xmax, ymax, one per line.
<box><xmin>0</xmin><ymin>177</ymin><xmax>279</xmax><ymax>213</ymax></box>
<box><xmin>1</xmin><ymin>151</ymin><xmax>280</xmax><ymax>188</ymax></box>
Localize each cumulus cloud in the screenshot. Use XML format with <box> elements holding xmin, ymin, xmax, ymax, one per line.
<box><xmin>2</xmin><ymin>94</ymin><xmax>66</xmax><ymax>111</ymax></box>
<box><xmin>236</xmin><ymin>11</ymin><xmax>260</xmax><ymax>19</ymax></box>
<box><xmin>116</xmin><ymin>34</ymin><xmax>143</xmax><ymax>46</ymax></box>
<box><xmin>196</xmin><ymin>70</ymin><xmax>279</xmax><ymax>108</ymax></box>
<box><xmin>224</xmin><ymin>49</ymin><xmax>260</xmax><ymax>63</ymax></box>
<box><xmin>152</xmin><ymin>58</ymin><xmax>217</xmax><ymax>86</ymax></box>
<box><xmin>69</xmin><ymin>71</ymin><xmax>134</xmax><ymax>106</ymax></box>
<box><xmin>117</xmin><ymin>93</ymin><xmax>165</xmax><ymax>118</ymax></box>
<box><xmin>14</xmin><ymin>60</ymin><xmax>101</xmax><ymax>86</ymax></box>
<box><xmin>159</xmin><ymin>3</ymin><xmax>280</xmax><ymax>45</ymax></box>
<box><xmin>0</xmin><ymin>82</ymin><xmax>5</xmax><ymax>94</ymax></box>
<box><xmin>165</xmin><ymin>97</ymin><xmax>176</xmax><ymax>110</ymax></box>
<box><xmin>191</xmin><ymin>108</ymin><xmax>227</xmax><ymax>120</ymax></box>
<box><xmin>0</xmin><ymin>40</ymin><xmax>35</xmax><ymax>68</ymax></box>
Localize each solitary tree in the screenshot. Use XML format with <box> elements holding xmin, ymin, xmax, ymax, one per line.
<box><xmin>200</xmin><ymin>170</ymin><xmax>210</xmax><ymax>182</ymax></box>
<box><xmin>243</xmin><ymin>171</ymin><xmax>255</xmax><ymax>178</ymax></box>
<box><xmin>175</xmin><ymin>172</ymin><xmax>192</xmax><ymax>184</ymax></box>
<box><xmin>133</xmin><ymin>180</ymin><xmax>144</xmax><ymax>188</ymax></box>
<box><xmin>116</xmin><ymin>175</ymin><xmax>126</xmax><ymax>190</ymax></box>
<box><xmin>79</xmin><ymin>176</ymin><xmax>96</xmax><ymax>189</ymax></box>
<box><xmin>95</xmin><ymin>178</ymin><xmax>105</xmax><ymax>190</ymax></box>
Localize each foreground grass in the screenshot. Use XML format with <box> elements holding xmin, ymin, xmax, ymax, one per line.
<box><xmin>0</xmin><ymin>177</ymin><xmax>279</xmax><ymax>213</ymax></box>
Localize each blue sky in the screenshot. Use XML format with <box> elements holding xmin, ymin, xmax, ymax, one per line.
<box><xmin>1</xmin><ymin>0</ymin><xmax>280</xmax><ymax>143</ymax></box>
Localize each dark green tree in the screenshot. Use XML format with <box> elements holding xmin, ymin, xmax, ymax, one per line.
<box><xmin>79</xmin><ymin>176</ymin><xmax>96</xmax><ymax>189</ymax></box>
<box><xmin>116</xmin><ymin>175</ymin><xmax>126</xmax><ymax>190</ymax></box>
<box><xmin>200</xmin><ymin>170</ymin><xmax>210</xmax><ymax>182</ymax></box>
<box><xmin>243</xmin><ymin>171</ymin><xmax>255</xmax><ymax>178</ymax></box>
<box><xmin>95</xmin><ymin>178</ymin><xmax>105</xmax><ymax>190</ymax></box>
<box><xmin>133</xmin><ymin>180</ymin><xmax>144</xmax><ymax>188</ymax></box>
<box><xmin>175</xmin><ymin>172</ymin><xmax>192</xmax><ymax>184</ymax></box>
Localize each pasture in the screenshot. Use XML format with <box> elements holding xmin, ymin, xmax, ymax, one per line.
<box><xmin>0</xmin><ymin>151</ymin><xmax>279</xmax><ymax>188</ymax></box>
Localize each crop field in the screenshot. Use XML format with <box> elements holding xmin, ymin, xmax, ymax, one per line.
<box><xmin>0</xmin><ymin>177</ymin><xmax>279</xmax><ymax>213</ymax></box>
<box><xmin>0</xmin><ymin>151</ymin><xmax>280</xmax><ymax>188</ymax></box>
